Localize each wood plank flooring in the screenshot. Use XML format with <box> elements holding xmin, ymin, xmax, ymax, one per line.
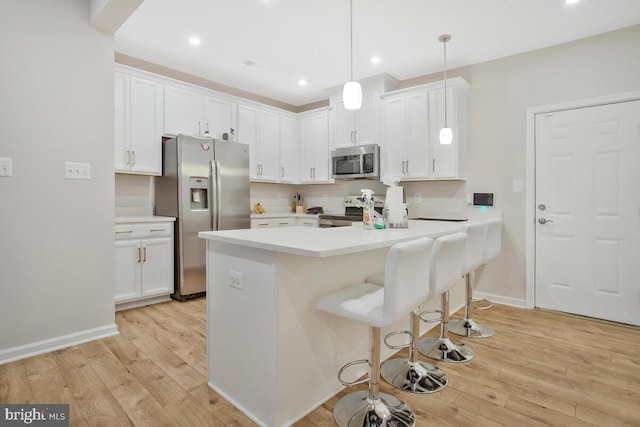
<box><xmin>1</xmin><ymin>298</ymin><xmax>639</xmax><ymax>426</ymax></box>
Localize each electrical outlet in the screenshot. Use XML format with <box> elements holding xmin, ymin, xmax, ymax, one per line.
<box><xmin>0</xmin><ymin>157</ymin><xmax>13</xmax><ymax>177</ymax></box>
<box><xmin>513</xmin><ymin>179</ymin><xmax>524</xmax><ymax>192</ymax></box>
<box><xmin>322</xmin><ymin>194</ymin><xmax>328</xmax><ymax>202</ymax></box>
<box><xmin>229</xmin><ymin>270</ymin><xmax>243</xmax><ymax>290</ymax></box>
<box><xmin>414</xmin><ymin>193</ymin><xmax>422</xmax><ymax>204</ymax></box>
<box><xmin>65</xmin><ymin>162</ymin><xmax>91</xmax><ymax>180</ymax></box>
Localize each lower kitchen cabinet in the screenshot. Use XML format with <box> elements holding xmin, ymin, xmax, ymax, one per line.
<box><xmin>114</xmin><ymin>219</ymin><xmax>174</xmax><ymax>310</ymax></box>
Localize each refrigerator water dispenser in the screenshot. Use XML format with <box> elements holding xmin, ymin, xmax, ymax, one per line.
<box><xmin>190</xmin><ymin>177</ymin><xmax>208</xmax><ymax>210</ymax></box>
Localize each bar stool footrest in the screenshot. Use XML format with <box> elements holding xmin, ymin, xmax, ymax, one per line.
<box><xmin>383</xmin><ymin>330</ymin><xmax>412</xmax><ymax>350</ymax></box>
<box><xmin>472</xmin><ymin>298</ymin><xmax>493</xmax><ymax>310</ymax></box>
<box><xmin>338</xmin><ymin>359</ymin><xmax>371</xmax><ymax>386</ymax></box>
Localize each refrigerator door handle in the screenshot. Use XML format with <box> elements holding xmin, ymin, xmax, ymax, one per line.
<box><xmin>211</xmin><ymin>160</ymin><xmax>221</xmax><ymax>230</ymax></box>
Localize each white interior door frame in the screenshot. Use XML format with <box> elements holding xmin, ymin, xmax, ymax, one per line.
<box><xmin>525</xmin><ymin>90</ymin><xmax>640</xmax><ymax>309</ymax></box>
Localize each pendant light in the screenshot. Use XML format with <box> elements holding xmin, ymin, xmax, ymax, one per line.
<box><xmin>439</xmin><ymin>34</ymin><xmax>453</xmax><ymax>145</ymax></box>
<box><xmin>343</xmin><ymin>0</ymin><xmax>362</xmax><ymax>110</ymax></box>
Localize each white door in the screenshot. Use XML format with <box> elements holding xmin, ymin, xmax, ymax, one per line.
<box><xmin>535</xmin><ymin>100</ymin><xmax>640</xmax><ymax>326</ymax></box>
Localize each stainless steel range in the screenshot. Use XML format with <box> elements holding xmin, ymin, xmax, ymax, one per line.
<box><xmin>318</xmin><ymin>195</ymin><xmax>385</xmax><ymax>228</ymax></box>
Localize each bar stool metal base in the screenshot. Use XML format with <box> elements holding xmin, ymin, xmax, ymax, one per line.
<box><xmin>418</xmin><ymin>337</ymin><xmax>475</xmax><ymax>363</ymax></box>
<box><xmin>334</xmin><ymin>391</ymin><xmax>415</xmax><ymax>427</ymax></box>
<box><xmin>380</xmin><ymin>358</ymin><xmax>448</xmax><ymax>394</ymax></box>
<box><xmin>449</xmin><ymin>318</ymin><xmax>495</xmax><ymax>338</ymax></box>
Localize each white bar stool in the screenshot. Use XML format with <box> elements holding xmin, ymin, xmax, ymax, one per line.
<box><xmin>418</xmin><ymin>232</ymin><xmax>475</xmax><ymax>363</ymax></box>
<box><xmin>365</xmin><ymin>252</ymin><xmax>448</xmax><ymax>394</ymax></box>
<box><xmin>449</xmin><ymin>218</ymin><xmax>502</xmax><ymax>338</ymax></box>
<box><xmin>448</xmin><ymin>221</ymin><xmax>495</xmax><ymax>338</ymax></box>
<box><xmin>314</xmin><ymin>237</ymin><xmax>435</xmax><ymax>427</ymax></box>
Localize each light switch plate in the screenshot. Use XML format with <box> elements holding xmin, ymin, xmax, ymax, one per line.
<box><xmin>0</xmin><ymin>157</ymin><xmax>13</xmax><ymax>177</ymax></box>
<box><xmin>65</xmin><ymin>162</ymin><xmax>91</xmax><ymax>180</ymax></box>
<box><xmin>513</xmin><ymin>179</ymin><xmax>524</xmax><ymax>192</ymax></box>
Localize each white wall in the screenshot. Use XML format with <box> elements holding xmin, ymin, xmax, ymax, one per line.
<box><xmin>0</xmin><ymin>0</ymin><xmax>117</xmax><ymax>363</ymax></box>
<box><xmin>402</xmin><ymin>25</ymin><xmax>640</xmax><ymax>302</ymax></box>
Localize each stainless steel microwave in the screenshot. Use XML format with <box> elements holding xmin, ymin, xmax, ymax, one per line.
<box><xmin>331</xmin><ymin>144</ymin><xmax>380</xmax><ymax>180</ymax></box>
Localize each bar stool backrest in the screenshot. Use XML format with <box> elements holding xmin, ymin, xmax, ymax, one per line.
<box><xmin>461</xmin><ymin>222</ymin><xmax>488</xmax><ymax>275</ymax></box>
<box><xmin>484</xmin><ymin>218</ymin><xmax>503</xmax><ymax>263</ymax></box>
<box><xmin>383</xmin><ymin>237</ymin><xmax>435</xmax><ymax>325</ymax></box>
<box><xmin>429</xmin><ymin>233</ymin><xmax>467</xmax><ymax>297</ymax></box>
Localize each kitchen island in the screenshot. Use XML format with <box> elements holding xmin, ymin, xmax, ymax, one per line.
<box><xmin>199</xmin><ymin>214</ymin><xmax>498</xmax><ymax>426</ymax></box>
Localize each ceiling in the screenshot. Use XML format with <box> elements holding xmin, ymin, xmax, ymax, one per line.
<box><xmin>115</xmin><ymin>0</ymin><xmax>640</xmax><ymax>107</ymax></box>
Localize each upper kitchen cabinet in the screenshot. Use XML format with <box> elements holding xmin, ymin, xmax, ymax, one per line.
<box><xmin>114</xmin><ymin>71</ymin><xmax>163</xmax><ymax>175</ymax></box>
<box><xmin>238</xmin><ymin>104</ymin><xmax>279</xmax><ymax>182</ymax></box>
<box><xmin>299</xmin><ymin>109</ymin><xmax>330</xmax><ymax>184</ymax></box>
<box><xmin>164</xmin><ymin>84</ymin><xmax>237</xmax><ymax>138</ymax></box>
<box><xmin>329</xmin><ymin>74</ymin><xmax>398</xmax><ymax>149</ymax></box>
<box><xmin>380</xmin><ymin>77</ymin><xmax>469</xmax><ymax>181</ymax></box>
<box><xmin>332</xmin><ymin>92</ymin><xmax>376</xmax><ymax>146</ymax></box>
<box><xmin>278</xmin><ymin>114</ymin><xmax>298</xmax><ymax>183</ymax></box>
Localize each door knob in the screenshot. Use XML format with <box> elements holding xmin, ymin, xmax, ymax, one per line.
<box><xmin>538</xmin><ymin>217</ymin><xmax>554</xmax><ymax>224</ymax></box>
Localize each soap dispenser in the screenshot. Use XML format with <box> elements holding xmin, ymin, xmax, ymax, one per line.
<box><xmin>360</xmin><ymin>189</ymin><xmax>375</xmax><ymax>230</ymax></box>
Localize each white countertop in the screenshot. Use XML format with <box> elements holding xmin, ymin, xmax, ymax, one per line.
<box><xmin>250</xmin><ymin>212</ymin><xmax>319</xmax><ymax>219</ymax></box>
<box><xmin>115</xmin><ymin>216</ymin><xmax>176</xmax><ymax>224</ymax></box>
<box><xmin>200</xmin><ymin>220</ymin><xmax>473</xmax><ymax>258</ymax></box>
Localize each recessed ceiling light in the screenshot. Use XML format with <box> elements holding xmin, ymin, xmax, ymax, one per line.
<box><xmin>298</xmin><ymin>80</ymin><xmax>308</xmax><ymax>87</ymax></box>
<box><xmin>565</xmin><ymin>0</ymin><xmax>580</xmax><ymax>4</ymax></box>
<box><xmin>189</xmin><ymin>37</ymin><xmax>201</xmax><ymax>46</ymax></box>
<box><xmin>371</xmin><ymin>56</ymin><xmax>381</xmax><ymax>64</ymax></box>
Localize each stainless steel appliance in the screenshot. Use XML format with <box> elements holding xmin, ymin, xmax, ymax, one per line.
<box><xmin>155</xmin><ymin>135</ymin><xmax>250</xmax><ymax>300</ymax></box>
<box><xmin>318</xmin><ymin>195</ymin><xmax>384</xmax><ymax>228</ymax></box>
<box><xmin>331</xmin><ymin>144</ymin><xmax>380</xmax><ymax>180</ymax></box>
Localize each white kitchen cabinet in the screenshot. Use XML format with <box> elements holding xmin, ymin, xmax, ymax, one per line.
<box><xmin>251</xmin><ymin>217</ymin><xmax>296</xmax><ymax>228</ymax></box>
<box><xmin>114</xmin><ymin>72</ymin><xmax>163</xmax><ymax>175</ymax></box>
<box><xmin>329</xmin><ymin>74</ymin><xmax>398</xmax><ymax>149</ymax></box>
<box><xmin>333</xmin><ymin>92</ymin><xmax>377</xmax><ymax>147</ymax></box>
<box><xmin>164</xmin><ymin>84</ymin><xmax>237</xmax><ymax>138</ymax></box>
<box><xmin>299</xmin><ymin>109</ymin><xmax>330</xmax><ymax>183</ymax></box>
<box><xmin>296</xmin><ymin>217</ymin><xmax>318</xmax><ymax>227</ymax></box>
<box><xmin>238</xmin><ymin>104</ymin><xmax>279</xmax><ymax>182</ymax></box>
<box><xmin>380</xmin><ymin>77</ymin><xmax>469</xmax><ymax>181</ymax></box>
<box><xmin>114</xmin><ymin>220</ymin><xmax>174</xmax><ymax>311</ymax></box>
<box><xmin>278</xmin><ymin>114</ymin><xmax>298</xmax><ymax>183</ymax></box>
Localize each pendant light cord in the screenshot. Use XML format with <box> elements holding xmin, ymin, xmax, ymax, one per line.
<box><xmin>349</xmin><ymin>0</ymin><xmax>354</xmax><ymax>81</ymax></box>
<box><xmin>443</xmin><ymin>36</ymin><xmax>448</xmax><ymax>127</ymax></box>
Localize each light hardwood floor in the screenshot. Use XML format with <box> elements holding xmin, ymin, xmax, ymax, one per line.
<box><xmin>1</xmin><ymin>298</ymin><xmax>639</xmax><ymax>426</ymax></box>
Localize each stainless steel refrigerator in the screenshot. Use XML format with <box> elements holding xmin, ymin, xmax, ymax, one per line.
<box><xmin>155</xmin><ymin>135</ymin><xmax>250</xmax><ymax>300</ymax></box>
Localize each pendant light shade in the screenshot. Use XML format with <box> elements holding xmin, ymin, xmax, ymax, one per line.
<box><xmin>439</xmin><ymin>127</ymin><xmax>453</xmax><ymax>145</ymax></box>
<box><xmin>343</xmin><ymin>81</ymin><xmax>362</xmax><ymax>110</ymax></box>
<box><xmin>439</xmin><ymin>34</ymin><xmax>452</xmax><ymax>145</ymax></box>
<box><xmin>343</xmin><ymin>0</ymin><xmax>362</xmax><ymax>110</ymax></box>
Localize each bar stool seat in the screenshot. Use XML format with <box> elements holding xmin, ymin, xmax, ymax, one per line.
<box><xmin>418</xmin><ymin>232</ymin><xmax>475</xmax><ymax>363</ymax></box>
<box><xmin>315</xmin><ymin>237</ymin><xmax>435</xmax><ymax>427</ymax></box>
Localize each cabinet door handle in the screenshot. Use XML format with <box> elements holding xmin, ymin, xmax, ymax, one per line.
<box><xmin>116</xmin><ymin>230</ymin><xmax>133</xmax><ymax>235</ymax></box>
<box><xmin>150</xmin><ymin>228</ymin><xmax>166</xmax><ymax>232</ymax></box>
<box><xmin>406</xmin><ymin>161</ymin><xmax>409</xmax><ymax>173</ymax></box>
<box><xmin>354</xmin><ymin>130</ymin><xmax>358</xmax><ymax>143</ymax></box>
<box><xmin>197</xmin><ymin>121</ymin><xmax>202</xmax><ymax>135</ymax></box>
<box><xmin>137</xmin><ymin>247</ymin><xmax>141</xmax><ymax>263</ymax></box>
<box><xmin>313</xmin><ymin>167</ymin><xmax>316</xmax><ymax>178</ymax></box>
<box><xmin>281</xmin><ymin>167</ymin><xmax>285</xmax><ymax>178</ymax></box>
<box><xmin>401</xmin><ymin>161</ymin><xmax>405</xmax><ymax>174</ymax></box>
<box><xmin>432</xmin><ymin>159</ymin><xmax>436</xmax><ymax>173</ymax></box>
<box><xmin>131</xmin><ymin>150</ymin><xmax>136</xmax><ymax>166</ymax></box>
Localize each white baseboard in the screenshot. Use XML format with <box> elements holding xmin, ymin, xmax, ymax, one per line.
<box><xmin>0</xmin><ymin>323</ymin><xmax>118</xmax><ymax>365</ymax></box>
<box><xmin>473</xmin><ymin>291</ymin><xmax>527</xmax><ymax>309</ymax></box>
